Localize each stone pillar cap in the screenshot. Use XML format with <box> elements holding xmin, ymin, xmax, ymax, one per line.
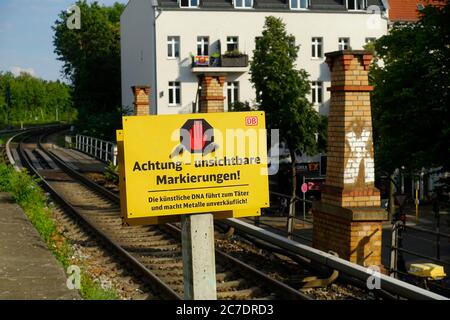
<box><xmin>131</xmin><ymin>85</ymin><xmax>150</xmax><ymax>94</ymax></box>
<box><xmin>131</xmin><ymin>85</ymin><xmax>150</xmax><ymax>89</ymax></box>
<box><xmin>326</xmin><ymin>50</ymin><xmax>373</xmax><ymax>72</ymax></box>
<box><xmin>325</xmin><ymin>50</ymin><xmax>372</xmax><ymax>58</ymax></box>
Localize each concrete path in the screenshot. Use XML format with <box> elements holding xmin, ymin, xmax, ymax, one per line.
<box><xmin>0</xmin><ymin>193</ymin><xmax>80</xmax><ymax>300</ymax></box>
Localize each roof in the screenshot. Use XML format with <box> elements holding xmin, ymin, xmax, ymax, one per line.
<box><xmin>157</xmin><ymin>0</ymin><xmax>386</xmax><ymax>11</ymax></box>
<box><xmin>387</xmin><ymin>0</ymin><xmax>446</xmax><ymax>22</ymax></box>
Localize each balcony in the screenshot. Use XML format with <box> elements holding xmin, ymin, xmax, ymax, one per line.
<box><xmin>221</xmin><ymin>54</ymin><xmax>249</xmax><ymax>67</ymax></box>
<box><xmin>191</xmin><ymin>53</ymin><xmax>249</xmax><ymax>74</ymax></box>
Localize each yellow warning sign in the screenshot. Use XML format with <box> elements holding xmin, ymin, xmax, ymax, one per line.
<box><xmin>119</xmin><ymin>112</ymin><xmax>269</xmax><ymax>220</ymax></box>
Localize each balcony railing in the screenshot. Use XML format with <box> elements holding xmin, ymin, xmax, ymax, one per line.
<box><xmin>192</xmin><ymin>54</ymin><xmax>249</xmax><ymax>68</ymax></box>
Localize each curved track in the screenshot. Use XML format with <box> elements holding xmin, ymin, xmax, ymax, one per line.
<box><xmin>9</xmin><ymin>128</ymin><xmax>445</xmax><ymax>300</ymax></box>
<box><xmin>13</xmin><ymin>129</ymin><xmax>314</xmax><ymax>300</ymax></box>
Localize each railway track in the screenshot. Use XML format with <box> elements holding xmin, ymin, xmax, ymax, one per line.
<box><xmin>8</xmin><ymin>128</ymin><xmax>446</xmax><ymax>300</ymax></box>
<box><xmin>12</xmin><ymin>129</ymin><xmax>315</xmax><ymax>300</ymax></box>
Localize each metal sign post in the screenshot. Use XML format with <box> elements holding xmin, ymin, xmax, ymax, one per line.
<box><xmin>181</xmin><ymin>213</ymin><xmax>217</xmax><ymax>300</ymax></box>
<box><xmin>415</xmin><ymin>180</ymin><xmax>420</xmax><ymax>220</ymax></box>
<box><xmin>302</xmin><ymin>176</ymin><xmax>306</xmax><ymax>221</ymax></box>
<box><xmin>433</xmin><ymin>198</ymin><xmax>440</xmax><ymax>260</ymax></box>
<box><xmin>388</xmin><ymin>173</ymin><xmax>396</xmax><ymax>221</ymax></box>
<box><xmin>389</xmin><ymin>222</ymin><xmax>398</xmax><ymax>278</ymax></box>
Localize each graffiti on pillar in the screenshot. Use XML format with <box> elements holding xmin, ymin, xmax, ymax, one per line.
<box><xmin>344</xmin><ymin>121</ymin><xmax>375</xmax><ymax>186</ymax></box>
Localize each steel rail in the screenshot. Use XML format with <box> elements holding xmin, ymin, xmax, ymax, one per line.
<box><xmin>4</xmin><ymin>125</ymin><xmax>66</xmax><ymax>170</ymax></box>
<box><xmin>14</xmin><ymin>132</ymin><xmax>182</xmax><ymax>300</ymax></box>
<box><xmin>162</xmin><ymin>223</ymin><xmax>312</xmax><ymax>300</ymax></box>
<box><xmin>5</xmin><ymin>130</ymin><xmax>30</xmax><ymax>171</ymax></box>
<box><xmin>35</xmin><ymin>132</ymin><xmax>312</xmax><ymax>300</ymax></box>
<box><xmin>31</xmin><ymin>130</ymin><xmax>448</xmax><ymax>300</ymax></box>
<box><xmin>224</xmin><ymin>218</ymin><xmax>449</xmax><ymax>300</ymax></box>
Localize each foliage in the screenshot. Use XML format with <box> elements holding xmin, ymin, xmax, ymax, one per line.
<box><xmin>229</xmin><ymin>101</ymin><xmax>253</xmax><ymax>112</ymax></box>
<box><xmin>0</xmin><ymin>164</ymin><xmax>57</xmax><ymax>243</ymax></box>
<box><xmin>104</xmin><ymin>161</ymin><xmax>119</xmax><ymax>184</ymax></box>
<box><xmin>0</xmin><ymin>72</ymin><xmax>75</xmax><ymax>126</ymax></box>
<box><xmin>370</xmin><ymin>1</ymin><xmax>450</xmax><ymax>174</ymax></box>
<box><xmin>250</xmin><ymin>16</ymin><xmax>324</xmax><ymax>195</ymax></box>
<box><xmin>78</xmin><ymin>108</ymin><xmax>123</xmax><ymax>140</ymax></box>
<box><xmin>0</xmin><ymin>163</ymin><xmax>118</xmax><ymax>299</ymax></box>
<box><xmin>317</xmin><ymin>115</ymin><xmax>328</xmax><ymax>153</ymax></box>
<box><xmin>224</xmin><ymin>50</ymin><xmax>245</xmax><ymax>57</ymax></box>
<box><xmin>53</xmin><ymin>1</ymin><xmax>125</xmax><ymax>140</ymax></box>
<box><xmin>80</xmin><ymin>272</ymin><xmax>118</xmax><ymax>300</ymax></box>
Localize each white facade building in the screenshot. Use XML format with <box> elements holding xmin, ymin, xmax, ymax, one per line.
<box><xmin>120</xmin><ymin>0</ymin><xmax>388</xmax><ymax>168</ymax></box>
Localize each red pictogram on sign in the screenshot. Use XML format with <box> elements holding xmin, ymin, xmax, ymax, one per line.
<box><xmin>190</xmin><ymin>120</ymin><xmax>206</xmax><ymax>152</ymax></box>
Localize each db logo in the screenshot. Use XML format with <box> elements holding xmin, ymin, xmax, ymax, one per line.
<box><xmin>245</xmin><ymin>116</ymin><xmax>258</xmax><ymax>126</ymax></box>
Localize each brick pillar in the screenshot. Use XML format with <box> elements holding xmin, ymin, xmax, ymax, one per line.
<box><xmin>312</xmin><ymin>50</ymin><xmax>387</xmax><ymax>268</ymax></box>
<box><xmin>131</xmin><ymin>86</ymin><xmax>150</xmax><ymax>116</ymax></box>
<box><xmin>199</xmin><ymin>75</ymin><xmax>225</xmax><ymax>113</ymax></box>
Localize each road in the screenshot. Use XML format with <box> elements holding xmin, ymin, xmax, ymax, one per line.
<box><xmin>381</xmin><ymin>205</ymin><xmax>450</xmax><ymax>276</ymax></box>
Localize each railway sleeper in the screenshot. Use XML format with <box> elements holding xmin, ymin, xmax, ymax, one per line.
<box><xmin>133</xmin><ymin>250</ymin><xmax>181</xmax><ymax>258</ymax></box>
<box><xmin>121</xmin><ymin>244</ymin><xmax>181</xmax><ymax>252</ymax></box>
<box><xmin>148</xmin><ymin>262</ymin><xmax>183</xmax><ymax>270</ymax></box>
<box><xmin>216</xmin><ymin>271</ymin><xmax>235</xmax><ymax>282</ymax></box>
<box><xmin>136</xmin><ymin>256</ymin><xmax>182</xmax><ymax>265</ymax></box>
<box><xmin>216</xmin><ymin>279</ymin><xmax>248</xmax><ymax>292</ymax></box>
<box><xmin>113</xmin><ymin>234</ymin><xmax>169</xmax><ymax>241</ymax></box>
<box><xmin>102</xmin><ymin>227</ymin><xmax>162</xmax><ymax>236</ymax></box>
<box><xmin>169</xmin><ymin>281</ymin><xmax>260</xmax><ymax>298</ymax></box>
<box><xmin>120</xmin><ymin>240</ymin><xmax>179</xmax><ymax>248</ymax></box>
<box><xmin>217</xmin><ymin>287</ymin><xmax>264</xmax><ymax>300</ymax></box>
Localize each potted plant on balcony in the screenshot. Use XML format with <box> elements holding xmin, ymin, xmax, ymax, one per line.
<box><xmin>221</xmin><ymin>50</ymin><xmax>249</xmax><ymax>67</ymax></box>
<box><xmin>210</xmin><ymin>52</ymin><xmax>221</xmax><ymax>67</ymax></box>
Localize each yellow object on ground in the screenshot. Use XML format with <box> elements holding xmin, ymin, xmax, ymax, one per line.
<box><xmin>408</xmin><ymin>263</ymin><xmax>447</xmax><ymax>280</ymax></box>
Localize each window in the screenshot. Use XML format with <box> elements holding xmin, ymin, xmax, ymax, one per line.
<box><xmin>365</xmin><ymin>37</ymin><xmax>376</xmax><ymax>44</ymax></box>
<box><xmin>226</xmin><ymin>37</ymin><xmax>239</xmax><ymax>52</ymax></box>
<box><xmin>338</xmin><ymin>38</ymin><xmax>350</xmax><ymax>50</ymax></box>
<box><xmin>167</xmin><ymin>36</ymin><xmax>180</xmax><ymax>58</ymax></box>
<box><xmin>168</xmin><ymin>82</ymin><xmax>181</xmax><ymax>105</ymax></box>
<box><xmin>234</xmin><ymin>0</ymin><xmax>253</xmax><ymax>8</ymax></box>
<box><xmin>227</xmin><ymin>82</ymin><xmax>239</xmax><ymax>107</ymax></box>
<box><xmin>180</xmin><ymin>0</ymin><xmax>198</xmax><ymax>8</ymax></box>
<box><xmin>290</xmin><ymin>0</ymin><xmax>308</xmax><ymax>9</ymax></box>
<box><xmin>311</xmin><ymin>37</ymin><xmax>323</xmax><ymax>58</ymax></box>
<box><xmin>197</xmin><ymin>36</ymin><xmax>209</xmax><ymax>56</ymax></box>
<box><xmin>346</xmin><ymin>0</ymin><xmax>366</xmax><ymax>10</ymax></box>
<box><xmin>311</xmin><ymin>81</ymin><xmax>323</xmax><ymax>105</ymax></box>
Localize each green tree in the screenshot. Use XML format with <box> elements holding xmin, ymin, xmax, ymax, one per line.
<box><xmin>53</xmin><ymin>0</ymin><xmax>125</xmax><ymax>139</ymax></box>
<box><xmin>371</xmin><ymin>1</ymin><xmax>450</xmax><ymax>175</ymax></box>
<box><xmin>250</xmin><ymin>16</ymin><xmax>325</xmax><ymax>198</ymax></box>
<box><xmin>0</xmin><ymin>71</ymin><xmax>75</xmax><ymax>127</ymax></box>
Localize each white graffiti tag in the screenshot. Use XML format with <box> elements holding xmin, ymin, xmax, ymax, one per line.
<box><xmin>344</xmin><ymin>129</ymin><xmax>375</xmax><ymax>185</ymax></box>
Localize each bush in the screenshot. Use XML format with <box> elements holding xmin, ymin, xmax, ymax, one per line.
<box><xmin>104</xmin><ymin>161</ymin><xmax>119</xmax><ymax>184</ymax></box>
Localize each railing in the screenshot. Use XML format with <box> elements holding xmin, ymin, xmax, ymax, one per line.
<box><xmin>225</xmin><ymin>218</ymin><xmax>448</xmax><ymax>300</ymax></box>
<box><xmin>74</xmin><ymin>134</ymin><xmax>117</xmax><ymax>165</ymax></box>
<box><xmin>191</xmin><ymin>54</ymin><xmax>249</xmax><ymax>68</ymax></box>
<box><xmin>247</xmin><ymin>190</ymin><xmax>314</xmax><ymax>243</ymax></box>
<box><xmin>389</xmin><ymin>218</ymin><xmax>450</xmax><ymax>278</ymax></box>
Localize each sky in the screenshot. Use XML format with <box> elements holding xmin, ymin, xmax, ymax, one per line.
<box><xmin>0</xmin><ymin>0</ymin><xmax>128</xmax><ymax>81</ymax></box>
